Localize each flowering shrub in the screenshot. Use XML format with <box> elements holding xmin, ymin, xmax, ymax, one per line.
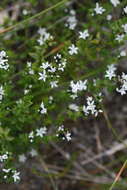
<box><xmin>0</xmin><ymin>0</ymin><xmax>127</xmax><ymax>183</ymax></box>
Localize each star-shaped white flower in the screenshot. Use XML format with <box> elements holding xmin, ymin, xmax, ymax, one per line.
<box><xmin>79</xmin><ymin>29</ymin><xmax>89</xmax><ymax>40</ymax></box>
<box><xmin>38</xmin><ymin>70</ymin><xmax>47</xmax><ymax>82</ymax></box>
<box><xmin>94</xmin><ymin>3</ymin><xmax>105</xmax><ymax>15</ymax></box>
<box><xmin>36</xmin><ymin>127</ymin><xmax>47</xmax><ymax>137</ymax></box>
<box><xmin>12</xmin><ymin>170</ymin><xmax>20</xmax><ymax>182</ymax></box>
<box><xmin>105</xmin><ymin>64</ymin><xmax>116</xmax><ymax>80</ymax></box>
<box><xmin>68</xmin><ymin>44</ymin><xmax>78</xmax><ymax>55</ymax></box>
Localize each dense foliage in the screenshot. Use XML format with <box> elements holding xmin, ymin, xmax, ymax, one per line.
<box><xmin>0</xmin><ymin>0</ymin><xmax>127</xmax><ymax>184</ymax></box>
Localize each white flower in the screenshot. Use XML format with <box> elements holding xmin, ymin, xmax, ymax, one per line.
<box><xmin>48</xmin><ymin>66</ymin><xmax>56</xmax><ymax>73</ymax></box>
<box><xmin>79</xmin><ymin>30</ymin><xmax>89</xmax><ymax>40</ymax></box>
<box><xmin>119</xmin><ymin>50</ymin><xmax>126</xmax><ymax>57</ymax></box>
<box><xmin>107</xmin><ymin>14</ymin><xmax>112</xmax><ymax>21</ymax></box>
<box><xmin>83</xmin><ymin>105</ymin><xmax>89</xmax><ymax>116</ymax></box>
<box><xmin>40</xmin><ymin>62</ymin><xmax>50</xmax><ymax>70</ymax></box>
<box><xmin>19</xmin><ymin>154</ymin><xmax>27</xmax><ymax>163</ymax></box>
<box><xmin>83</xmin><ymin>96</ymin><xmax>102</xmax><ymax>117</ymax></box>
<box><xmin>39</xmin><ymin>101</ymin><xmax>47</xmax><ymax>114</ymax></box>
<box><xmin>38</xmin><ymin>28</ymin><xmax>47</xmax><ymax>36</ymax></box>
<box><xmin>94</xmin><ymin>3</ymin><xmax>105</xmax><ymax>15</ymax></box>
<box><xmin>27</xmin><ymin>61</ymin><xmax>31</xmax><ymax>67</ymax></box>
<box><xmin>122</xmin><ymin>24</ymin><xmax>127</xmax><ymax>33</ymax></box>
<box><xmin>116</xmin><ymin>87</ymin><xmax>126</xmax><ymax>95</ymax></box>
<box><xmin>37</xmin><ymin>27</ymin><xmax>53</xmax><ymax>45</ymax></box>
<box><xmin>68</xmin><ymin>44</ymin><xmax>78</xmax><ymax>55</ymax></box>
<box><xmin>3</xmin><ymin>168</ymin><xmax>11</xmax><ymax>173</ymax></box>
<box><xmin>124</xmin><ymin>6</ymin><xmax>127</xmax><ymax>14</ymax></box>
<box><xmin>12</xmin><ymin>170</ymin><xmax>20</xmax><ymax>182</ymax></box>
<box><xmin>38</xmin><ymin>70</ymin><xmax>47</xmax><ymax>82</ymax></box>
<box><xmin>65</xmin><ymin>132</ymin><xmax>71</xmax><ymax>141</ymax></box>
<box><xmin>86</xmin><ymin>98</ymin><xmax>97</xmax><ymax>115</ymax></box>
<box><xmin>115</xmin><ymin>34</ymin><xmax>124</xmax><ymax>42</ymax></box>
<box><xmin>50</xmin><ymin>81</ymin><xmax>58</xmax><ymax>88</ymax></box>
<box><xmin>70</xmin><ymin>80</ymin><xmax>87</xmax><ymax>94</ymax></box>
<box><xmin>24</xmin><ymin>89</ymin><xmax>29</xmax><ymax>95</ymax></box>
<box><xmin>29</xmin><ymin>149</ymin><xmax>38</xmax><ymax>157</ymax></box>
<box><xmin>22</xmin><ymin>9</ymin><xmax>28</xmax><ymax>15</ymax></box>
<box><xmin>69</xmin><ymin>104</ymin><xmax>79</xmax><ymax>112</ymax></box>
<box><xmin>37</xmin><ymin>36</ymin><xmax>44</xmax><ymax>45</ymax></box>
<box><xmin>105</xmin><ymin>64</ymin><xmax>116</xmax><ymax>80</ymax></box>
<box><xmin>54</xmin><ymin>53</ymin><xmax>62</xmax><ymax>60</ymax></box>
<box><xmin>29</xmin><ymin>69</ymin><xmax>34</xmax><ymax>75</ymax></box>
<box><xmin>36</xmin><ymin>127</ymin><xmax>47</xmax><ymax>137</ymax></box>
<box><xmin>110</xmin><ymin>0</ymin><xmax>120</xmax><ymax>7</ymax></box>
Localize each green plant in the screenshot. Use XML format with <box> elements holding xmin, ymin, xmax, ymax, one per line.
<box><xmin>0</xmin><ymin>0</ymin><xmax>127</xmax><ymax>185</ymax></box>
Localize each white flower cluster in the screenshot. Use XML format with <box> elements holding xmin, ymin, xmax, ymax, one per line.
<box><xmin>0</xmin><ymin>152</ymin><xmax>9</xmax><ymax>162</ymax></box>
<box><xmin>54</xmin><ymin>54</ymin><xmax>67</xmax><ymax>72</ymax></box>
<box><xmin>56</xmin><ymin>125</ymin><xmax>71</xmax><ymax>141</ymax></box>
<box><xmin>105</xmin><ymin>64</ymin><xmax>117</xmax><ymax>80</ymax></box>
<box><xmin>28</xmin><ymin>126</ymin><xmax>47</xmax><ymax>142</ymax></box>
<box><xmin>2</xmin><ymin>168</ymin><xmax>20</xmax><ymax>182</ymax></box>
<box><xmin>70</xmin><ymin>80</ymin><xmax>87</xmax><ymax>94</ymax></box>
<box><xmin>83</xmin><ymin>96</ymin><xmax>103</xmax><ymax>117</ymax></box>
<box><xmin>116</xmin><ymin>73</ymin><xmax>127</xmax><ymax>95</ymax></box>
<box><xmin>0</xmin><ymin>50</ymin><xmax>9</xmax><ymax>70</ymax></box>
<box><xmin>58</xmin><ymin>58</ymin><xmax>67</xmax><ymax>71</ymax></box>
<box><xmin>18</xmin><ymin>149</ymin><xmax>38</xmax><ymax>163</ymax></box>
<box><xmin>66</xmin><ymin>10</ymin><xmax>77</xmax><ymax>30</ymax></box>
<box><xmin>37</xmin><ymin>27</ymin><xmax>53</xmax><ymax>45</ymax></box>
<box><xmin>38</xmin><ymin>61</ymin><xmax>56</xmax><ymax>82</ymax></box>
<box><xmin>38</xmin><ymin>54</ymin><xmax>67</xmax><ymax>86</ymax></box>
